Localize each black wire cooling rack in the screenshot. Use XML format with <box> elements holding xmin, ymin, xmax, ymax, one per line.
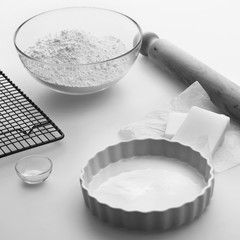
<box><xmin>0</xmin><ymin>70</ymin><xmax>64</xmax><ymax>158</ymax></box>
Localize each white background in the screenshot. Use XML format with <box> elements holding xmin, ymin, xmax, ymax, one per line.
<box><xmin>1</xmin><ymin>0</ymin><xmax>240</xmax><ymax>239</ymax></box>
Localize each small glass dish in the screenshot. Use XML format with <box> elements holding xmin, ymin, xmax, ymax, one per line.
<box><xmin>15</xmin><ymin>155</ymin><xmax>53</xmax><ymax>184</ymax></box>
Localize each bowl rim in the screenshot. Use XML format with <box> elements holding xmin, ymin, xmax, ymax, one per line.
<box><xmin>80</xmin><ymin>138</ymin><xmax>215</xmax><ymax>214</ymax></box>
<box><xmin>15</xmin><ymin>155</ymin><xmax>53</xmax><ymax>176</ymax></box>
<box><xmin>13</xmin><ymin>6</ymin><xmax>143</xmax><ymax>67</ymax></box>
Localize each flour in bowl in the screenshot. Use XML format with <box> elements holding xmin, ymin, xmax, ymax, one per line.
<box><xmin>21</xmin><ymin>30</ymin><xmax>130</xmax><ymax>88</ymax></box>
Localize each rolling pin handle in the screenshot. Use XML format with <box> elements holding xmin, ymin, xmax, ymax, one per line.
<box><xmin>140</xmin><ymin>32</ymin><xmax>159</xmax><ymax>56</ymax></box>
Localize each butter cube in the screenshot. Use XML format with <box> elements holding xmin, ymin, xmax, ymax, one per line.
<box><xmin>165</xmin><ymin>112</ymin><xmax>187</xmax><ymax>139</ymax></box>
<box><xmin>172</xmin><ymin>106</ymin><xmax>230</xmax><ymax>156</ymax></box>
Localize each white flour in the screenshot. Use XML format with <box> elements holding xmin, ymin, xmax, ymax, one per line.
<box><xmin>22</xmin><ymin>30</ymin><xmax>129</xmax><ymax>88</ymax></box>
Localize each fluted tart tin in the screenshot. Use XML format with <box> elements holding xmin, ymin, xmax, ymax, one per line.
<box><xmin>80</xmin><ymin>139</ymin><xmax>214</xmax><ymax>231</ymax></box>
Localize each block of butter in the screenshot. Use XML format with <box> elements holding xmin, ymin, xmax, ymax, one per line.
<box><xmin>172</xmin><ymin>106</ymin><xmax>230</xmax><ymax>156</ymax></box>
<box><xmin>165</xmin><ymin>112</ymin><xmax>187</xmax><ymax>139</ymax></box>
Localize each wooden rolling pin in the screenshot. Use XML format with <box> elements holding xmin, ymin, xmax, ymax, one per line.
<box><xmin>140</xmin><ymin>32</ymin><xmax>240</xmax><ymax>121</ymax></box>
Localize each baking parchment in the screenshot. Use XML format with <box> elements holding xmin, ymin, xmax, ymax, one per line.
<box><xmin>119</xmin><ymin>81</ymin><xmax>240</xmax><ymax>173</ymax></box>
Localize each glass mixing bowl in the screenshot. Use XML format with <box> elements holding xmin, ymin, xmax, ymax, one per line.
<box><xmin>14</xmin><ymin>7</ymin><xmax>142</xmax><ymax>95</ymax></box>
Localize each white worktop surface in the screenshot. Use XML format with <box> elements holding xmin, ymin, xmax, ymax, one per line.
<box><xmin>1</xmin><ymin>0</ymin><xmax>240</xmax><ymax>239</ymax></box>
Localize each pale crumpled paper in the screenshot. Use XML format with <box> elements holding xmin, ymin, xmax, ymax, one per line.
<box><xmin>119</xmin><ymin>81</ymin><xmax>240</xmax><ymax>173</ymax></box>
